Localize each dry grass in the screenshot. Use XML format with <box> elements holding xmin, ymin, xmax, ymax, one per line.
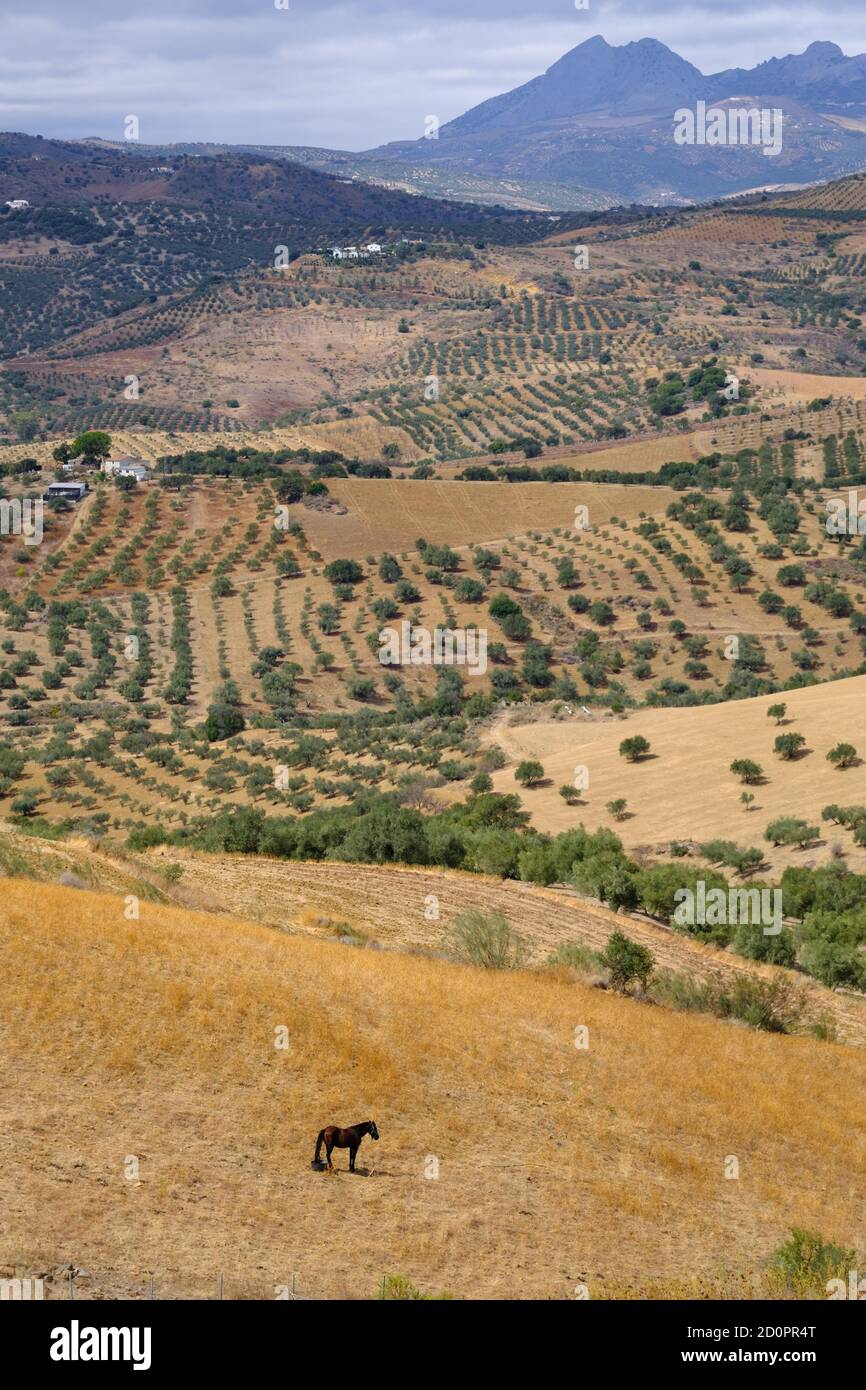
<box><xmin>2</xmin><ymin>879</ymin><xmax>866</xmax><ymax>1300</ymax></box>
<box><xmin>484</xmin><ymin>675</ymin><xmax>866</xmax><ymax>874</ymax></box>
<box><xmin>299</xmin><ymin>478</ymin><xmax>677</xmax><ymax>558</ymax></box>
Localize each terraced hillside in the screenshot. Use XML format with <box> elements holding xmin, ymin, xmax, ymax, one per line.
<box><xmin>7</xmin><ymin>172</ymin><xmax>866</xmax><ymax>454</ymax></box>
<box><xmin>0</xmin><ymin>428</ymin><xmax>864</xmax><ymax>837</ymax></box>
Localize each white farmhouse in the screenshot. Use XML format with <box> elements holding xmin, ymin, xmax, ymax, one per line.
<box><xmin>102</xmin><ymin>457</ymin><xmax>151</xmax><ymax>482</ymax></box>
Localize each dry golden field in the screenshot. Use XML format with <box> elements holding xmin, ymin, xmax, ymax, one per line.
<box><xmin>2</xmin><ymin>819</ymin><xmax>864</xmax><ymax>1043</ymax></box>
<box><xmin>482</xmin><ymin>676</ymin><xmax>866</xmax><ymax>870</ymax></box>
<box><xmin>3</xmin><ymin>877</ymin><xmax>866</xmax><ymax>1300</ymax></box>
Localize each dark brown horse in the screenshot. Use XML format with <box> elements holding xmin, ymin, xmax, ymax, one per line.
<box><xmin>313</xmin><ymin>1120</ymin><xmax>379</xmax><ymax>1173</ymax></box>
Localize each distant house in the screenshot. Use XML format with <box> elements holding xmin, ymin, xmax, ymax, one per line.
<box><xmin>44</xmin><ymin>481</ymin><xmax>87</xmax><ymax>502</ymax></box>
<box><xmin>102</xmin><ymin>457</ymin><xmax>150</xmax><ymax>482</ymax></box>
<box><xmin>5</xmin><ymin>199</ymin><xmax>30</xmax><ymax>211</ymax></box>
<box><xmin>330</xmin><ymin>243</ymin><xmax>381</xmax><ymax>261</ymax></box>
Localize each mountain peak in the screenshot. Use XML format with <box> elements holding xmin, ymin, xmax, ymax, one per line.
<box><xmin>804</xmin><ymin>41</ymin><xmax>844</xmax><ymax>57</ymax></box>
<box><xmin>447</xmin><ymin>34</ymin><xmax>705</xmax><ymax>132</ymax></box>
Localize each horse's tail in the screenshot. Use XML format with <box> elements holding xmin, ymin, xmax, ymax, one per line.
<box><xmin>314</xmin><ymin>1129</ymin><xmax>326</xmax><ymax>1162</ymax></box>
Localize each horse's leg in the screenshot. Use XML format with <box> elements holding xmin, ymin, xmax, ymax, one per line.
<box><xmin>326</xmin><ymin>1139</ymin><xmax>334</xmax><ymax>1171</ymax></box>
<box><xmin>349</xmin><ymin>1142</ymin><xmax>358</xmax><ymax>1173</ymax></box>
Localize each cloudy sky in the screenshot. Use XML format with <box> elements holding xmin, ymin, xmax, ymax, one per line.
<box><xmin>2</xmin><ymin>0</ymin><xmax>865</xmax><ymax>149</ymax></box>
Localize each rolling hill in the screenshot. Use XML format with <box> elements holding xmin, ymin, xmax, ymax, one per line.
<box><xmin>483</xmin><ymin>675</ymin><xmax>866</xmax><ymax>872</ymax></box>
<box><xmin>3</xmin><ymin>875</ymin><xmax>865</xmax><ymax>1299</ymax></box>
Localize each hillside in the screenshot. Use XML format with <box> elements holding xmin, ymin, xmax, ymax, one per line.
<box><xmin>7</xmin><ymin>170</ymin><xmax>866</xmax><ymax>444</ymax></box>
<box><xmin>483</xmin><ymin>675</ymin><xmax>866</xmax><ymax>868</ymax></box>
<box><xmin>2</xmin><ymin>817</ymin><xmax>863</xmax><ymax>1043</ymax></box>
<box><xmin>3</xmin><ymin>876</ymin><xmax>866</xmax><ymax>1299</ymax></box>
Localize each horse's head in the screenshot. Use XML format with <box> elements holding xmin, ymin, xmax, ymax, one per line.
<box><xmin>369</xmin><ymin>1121</ymin><xmax>380</xmax><ymax>1141</ymax></box>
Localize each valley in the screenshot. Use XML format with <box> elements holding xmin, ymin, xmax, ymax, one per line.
<box><xmin>3</xmin><ymin>24</ymin><xmax>866</xmax><ymax>1313</ymax></box>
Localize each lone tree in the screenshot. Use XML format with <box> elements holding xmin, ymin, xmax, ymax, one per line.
<box><xmin>515</xmin><ymin>760</ymin><xmax>545</xmax><ymax>787</ymax></box>
<box><xmin>767</xmin><ymin>702</ymin><xmax>787</xmax><ymax>725</ymax></box>
<box><xmin>827</xmin><ymin>743</ymin><xmax>857</xmax><ymax>770</ymax></box>
<box><xmin>730</xmin><ymin>758</ymin><xmax>764</xmax><ymax>784</ymax></box>
<box><xmin>204</xmin><ymin>702</ymin><xmax>245</xmax><ymax>742</ymax></box>
<box><xmin>323</xmin><ymin>558</ymin><xmax>364</xmax><ymax>586</ymax></box>
<box><xmin>774</xmin><ymin>732</ymin><xmax>807</xmax><ymax>761</ymax></box>
<box><xmin>619</xmin><ymin>735</ymin><xmax>651</xmax><ymax>762</ymax></box>
<box><xmin>601</xmin><ymin>932</ymin><xmax>655</xmax><ymax>993</ymax></box>
<box><xmin>69</xmin><ymin>430</ymin><xmax>112</xmax><ymax>464</ymax></box>
<box><xmin>606</xmin><ymin>798</ymin><xmax>628</xmax><ymax>822</ymax></box>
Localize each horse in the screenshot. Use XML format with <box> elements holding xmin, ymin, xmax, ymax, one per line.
<box><xmin>313</xmin><ymin>1120</ymin><xmax>379</xmax><ymax>1173</ymax></box>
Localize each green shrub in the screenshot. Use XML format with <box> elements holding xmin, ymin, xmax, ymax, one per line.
<box><xmin>767</xmin><ymin>1229</ymin><xmax>855</xmax><ymax>1297</ymax></box>
<box><xmin>600</xmin><ymin>932</ymin><xmax>654</xmax><ymax>992</ymax></box>
<box><xmin>448</xmin><ymin>908</ymin><xmax>528</xmax><ymax>970</ymax></box>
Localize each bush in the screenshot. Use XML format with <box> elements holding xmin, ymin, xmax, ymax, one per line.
<box><xmin>619</xmin><ymin>735</ymin><xmax>650</xmax><ymax>762</ymax></box>
<box><xmin>600</xmin><ymin>932</ymin><xmax>654</xmax><ymax>992</ymax></box>
<box><xmin>828</xmin><ymin>743</ymin><xmax>857</xmax><ymax>770</ymax></box>
<box><xmin>733</xmin><ymin>921</ymin><xmax>796</xmax><ymax>966</ymax></box>
<box><xmin>126</xmin><ymin>824</ymin><xmax>169</xmax><ymax>851</ymax></box>
<box><xmin>719</xmin><ymin>975</ymin><xmax>809</xmax><ymax>1033</ymax></box>
<box><xmin>348</xmin><ymin>677</ymin><xmax>376</xmax><ymax>702</ymax></box>
<box><xmin>774</xmin><ymin>732</ymin><xmax>806</xmax><ymax>760</ymax></box>
<box><xmin>448</xmin><ymin>909</ymin><xmax>528</xmax><ymax>969</ymax></box>
<box><xmin>514</xmin><ymin>760</ymin><xmax>544</xmax><ymax>787</ymax></box>
<box><xmin>204</xmin><ymin>703</ymin><xmax>245</xmax><ymax>742</ymax></box>
<box><xmin>323</xmin><ymin>559</ymin><xmax>364</xmax><ymax>586</ymax></box>
<box><xmin>768</xmin><ymin>1229</ymin><xmax>855</xmax><ymax>1297</ymax></box>
<box><xmin>518</xmin><ymin>840</ymin><xmax>557</xmax><ymax>885</ymax></box>
<box><xmin>730</xmin><ymin>759</ymin><xmax>763</xmax><ymax>784</ymax></box>
<box><xmin>765</xmin><ymin>817</ymin><xmax>818</xmax><ymax>848</ymax></box>
<box><xmin>547</xmin><ymin>941</ymin><xmax>601</xmax><ymax>973</ymax></box>
<box><xmin>380</xmin><ymin>1275</ymin><xmax>453</xmax><ymax>1301</ymax></box>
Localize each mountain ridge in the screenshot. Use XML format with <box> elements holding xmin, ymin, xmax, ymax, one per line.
<box><xmin>359</xmin><ymin>35</ymin><xmax>866</xmax><ymax>205</ymax></box>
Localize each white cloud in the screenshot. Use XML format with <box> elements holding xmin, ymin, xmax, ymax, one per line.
<box><xmin>1</xmin><ymin>0</ymin><xmax>863</xmax><ymax>147</ymax></box>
